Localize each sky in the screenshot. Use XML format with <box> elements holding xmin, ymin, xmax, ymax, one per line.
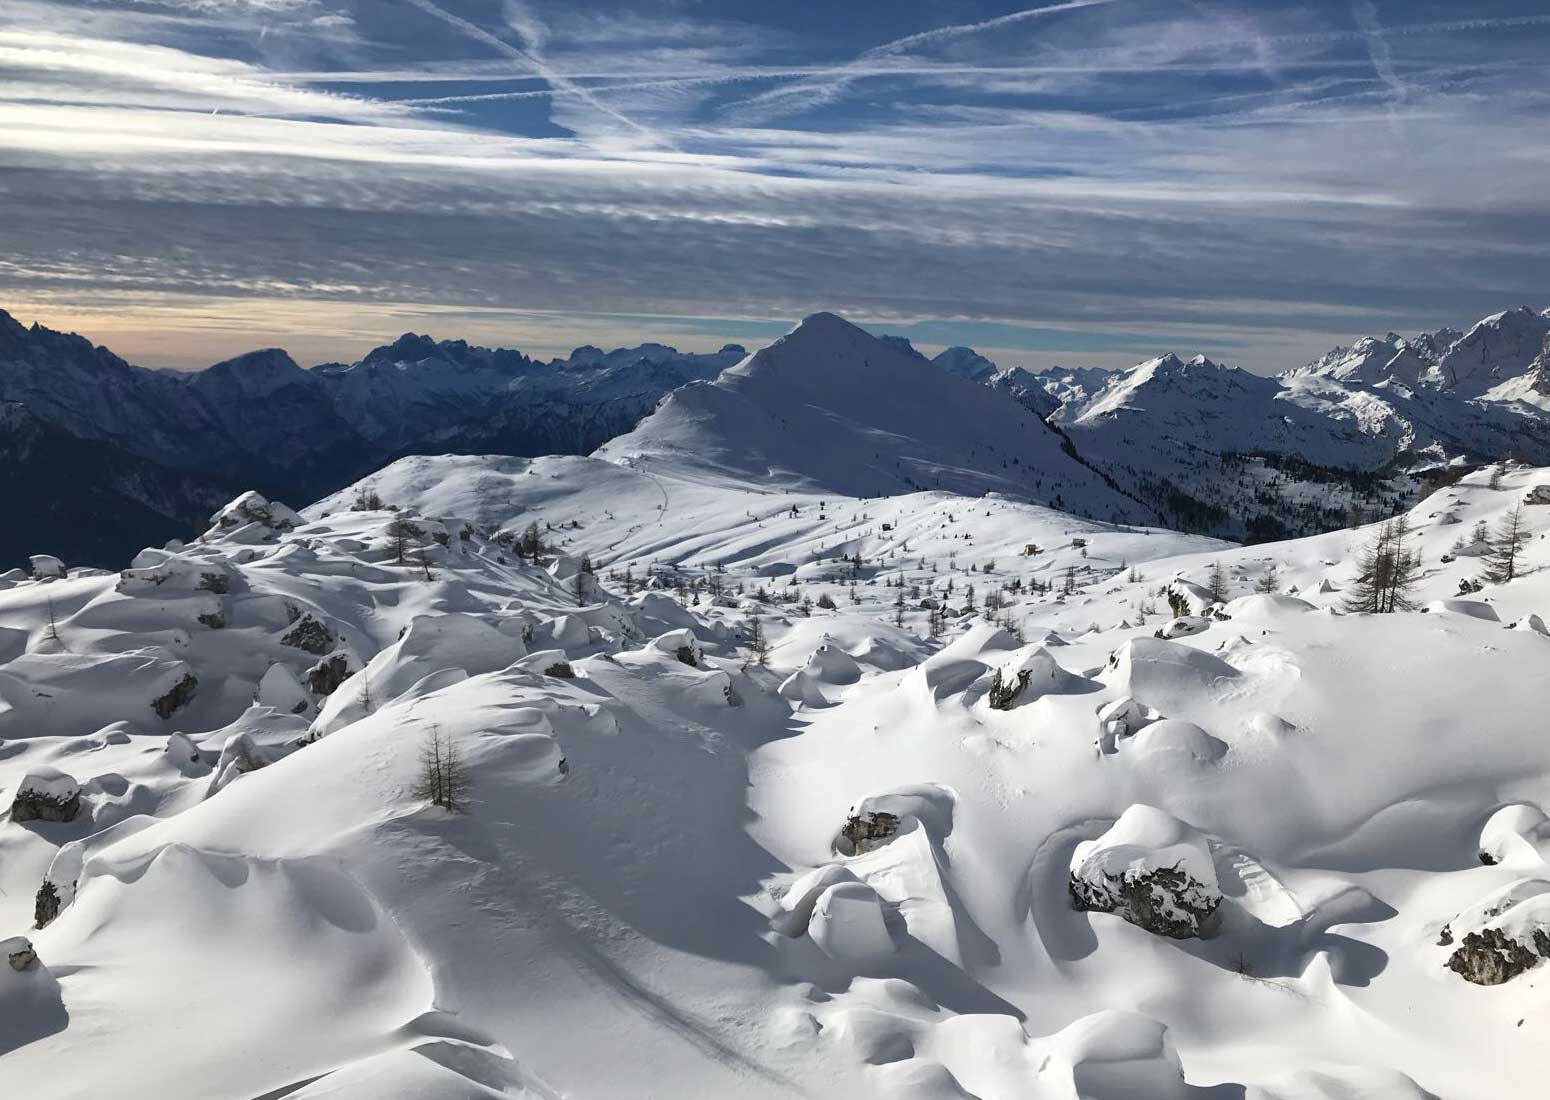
<box><xmin>1</xmin><ymin>0</ymin><xmax>1548</xmax><ymax>374</ymax></box>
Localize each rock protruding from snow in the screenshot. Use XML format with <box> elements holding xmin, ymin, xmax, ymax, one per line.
<box><xmin>1441</xmin><ymin>879</ymin><xmax>1550</xmax><ymax>985</ymax></box>
<box><xmin>1155</xmin><ymin>616</ymin><xmax>1209</xmax><ymax>639</ymax></box>
<box><xmin>150</xmin><ymin>671</ymin><xmax>198</xmax><ymax>719</ymax></box>
<box><xmin>281</xmin><ymin>612</ymin><xmax>337</xmax><ymax>656</ymax></box>
<box><xmin>4</xmin><ymin>935</ymin><xmax>37</xmax><ymax>971</ymax></box>
<box><xmin>986</xmin><ymin>646</ymin><xmax>1083</xmax><ymax>710</ymax></box>
<box><xmin>9</xmin><ymin>769</ymin><xmax>82</xmax><ymax>823</ymax></box>
<box><xmin>204</xmin><ymin>490</ymin><xmax>303</xmax><ymax>541</ymax></box>
<box><xmin>1070</xmin><ymin>805</ymin><xmax>1222</xmax><ymax>939</ymax></box>
<box><xmin>34</xmin><ymin>880</ymin><xmax>61</xmax><ymax>929</ymax></box>
<box><xmin>837</xmin><ymin>810</ymin><xmax>900</xmax><ymax>856</ymax></box>
<box><xmin>835</xmin><ymin>785</ymin><xmax>955</xmax><ymax>856</ymax></box>
<box><xmin>305</xmin><ymin>651</ymin><xmax>359</xmax><ymax>697</ymax></box>
<box><xmin>808</xmin><ymin>881</ymin><xmax>895</xmax><ymax>966</ymax></box>
<box><xmin>28</xmin><ymin>554</ymin><xmax>65</xmax><ymax>580</ymax></box>
<box><xmin>1479</xmin><ymin>804</ymin><xmax>1550</xmax><ymax>869</ymax></box>
<box><xmin>649</xmin><ymin>628</ymin><xmax>702</xmax><ymax>667</ymax></box>
<box><xmin>206</xmin><ymin>732</ymin><xmax>278</xmax><ymax>796</ymax></box>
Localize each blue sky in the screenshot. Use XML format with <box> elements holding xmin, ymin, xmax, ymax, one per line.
<box><xmin>2</xmin><ymin>0</ymin><xmax>1548</xmax><ymax>373</ymax></box>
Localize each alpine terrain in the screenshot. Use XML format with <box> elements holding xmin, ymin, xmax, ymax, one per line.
<box><xmin>5</xmin><ymin>308</ymin><xmax>1550</xmax><ymax>1099</ymax></box>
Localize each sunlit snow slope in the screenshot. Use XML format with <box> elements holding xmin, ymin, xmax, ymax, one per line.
<box><xmin>4</xmin><ymin>458</ymin><xmax>1550</xmax><ymax>1099</ymax></box>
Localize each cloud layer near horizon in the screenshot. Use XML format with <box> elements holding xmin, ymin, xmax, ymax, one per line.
<box><xmin>2</xmin><ymin>0</ymin><xmax>1547</xmax><ymax>371</ymax></box>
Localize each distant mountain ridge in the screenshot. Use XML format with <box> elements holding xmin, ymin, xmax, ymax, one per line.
<box><xmin>0</xmin><ymin>307</ymin><xmax>745</xmax><ymax>566</ymax></box>
<box><xmin>933</xmin><ymin>304</ymin><xmax>1550</xmax><ymax>538</ymax></box>
<box><xmin>8</xmin><ymin>300</ymin><xmax>1550</xmax><ymax>567</ymax></box>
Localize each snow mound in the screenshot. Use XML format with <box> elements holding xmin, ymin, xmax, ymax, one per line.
<box><xmin>808</xmin><ymin>881</ymin><xmax>895</xmax><ymax>966</ymax></box>
<box><xmin>309</xmin><ymin>613</ymin><xmax>526</xmax><ymax>737</ymax></box>
<box><xmin>1222</xmin><ymin>593</ymin><xmax>1316</xmax><ymax>618</ymax></box>
<box><xmin>28</xmin><ymin>555</ymin><xmax>65</xmax><ymax>580</ymax></box>
<box><xmin>1480</xmin><ymin>804</ymin><xmax>1550</xmax><ymax>869</ymax></box>
<box><xmin>1509</xmin><ymin>613</ymin><xmax>1550</xmax><ymax>636</ymax></box>
<box><xmin>1124</xmin><ymin>718</ymin><xmax>1228</xmax><ymax>767</ymax></box>
<box><xmin>801</xmin><ymin>640</ymin><xmax>861</xmax><ymax>685</ymax></box>
<box><xmin>0</xmin><ymin>649</ymin><xmax>196</xmax><ymax>737</ymax></box>
<box><xmin>1425</xmin><ymin>599</ymin><xmax>1500</xmax><ymax>621</ymax></box>
<box><xmin>648</xmin><ymin>627</ymin><xmax>703</xmax><ymax>666</ymax></box>
<box><xmin>772</xmin><ymin>863</ymin><xmax>860</xmax><ymax>937</ymax></box>
<box><xmin>1244</xmin><ymin>1066</ymin><xmax>1433</xmax><ymax>1100</ymax></box>
<box><xmin>1154</xmin><ymin>615</ymin><xmax>1210</xmax><ymax>639</ymax></box>
<box><xmin>1048</xmin><ymin>1010</ymin><xmax>1188</xmax><ymax>1100</ymax></box>
<box><xmin>1100</xmin><ymin>637</ymin><xmax>1239</xmax><ymax>714</ymax></box>
<box><xmin>985</xmin><ymin>646</ymin><xmax>1087</xmax><ymax>710</ymax></box>
<box><xmin>1096</xmin><ymin>696</ymin><xmax>1163</xmax><ymax>753</ymax></box>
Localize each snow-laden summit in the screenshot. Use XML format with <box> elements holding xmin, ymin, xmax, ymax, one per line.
<box><xmin>599</xmin><ymin>312</ymin><xmax>1147</xmax><ymax>520</ymax></box>
<box><xmin>1289</xmin><ymin>305</ymin><xmax>1550</xmax><ymax>401</ymax></box>
<box><xmin>931</xmin><ymin>345</ymin><xmax>1000</xmax><ymax>383</ymax></box>
<box><xmin>920</xmin><ymin>304</ymin><xmax>1550</xmax><ymax>540</ymax></box>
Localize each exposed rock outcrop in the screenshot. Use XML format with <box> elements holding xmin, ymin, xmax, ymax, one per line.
<box><xmin>1070</xmin><ymin>805</ymin><xmax>1222</xmax><ymax>939</ymax></box>
<box><xmin>10</xmin><ymin>770</ymin><xmax>81</xmax><ymax>823</ymax></box>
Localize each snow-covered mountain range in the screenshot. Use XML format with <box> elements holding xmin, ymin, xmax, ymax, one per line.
<box><xmin>943</xmin><ymin>306</ymin><xmax>1550</xmax><ymax>540</ymax></box>
<box><xmin>6</xmin><ymin>302</ymin><xmax>1550</xmax><ymax>567</ymax></box>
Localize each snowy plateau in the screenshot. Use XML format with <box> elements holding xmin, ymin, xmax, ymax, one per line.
<box><xmin>5</xmin><ymin>312</ymin><xmax>1550</xmax><ymax>1098</ymax></box>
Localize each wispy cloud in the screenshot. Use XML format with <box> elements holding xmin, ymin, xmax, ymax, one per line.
<box><xmin>0</xmin><ymin>0</ymin><xmax>1547</xmax><ymax>374</ymax></box>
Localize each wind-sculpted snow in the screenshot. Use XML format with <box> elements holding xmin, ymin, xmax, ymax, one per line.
<box><xmin>5</xmin><ymin>463</ymin><xmax>1550</xmax><ymax>1096</ymax></box>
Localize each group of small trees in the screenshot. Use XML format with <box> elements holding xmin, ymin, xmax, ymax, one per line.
<box><xmin>1345</xmin><ymin>516</ymin><xmax>1419</xmax><ymax>614</ymax></box>
<box><xmin>415</xmin><ymin>726</ymin><xmax>470</xmax><ymax>812</ymax></box>
<box><xmin>1483</xmin><ymin>505</ymin><xmax>1527</xmax><ymax>584</ymax></box>
<box><xmin>745</xmin><ymin>615</ymin><xmax>770</xmax><ymax>665</ymax></box>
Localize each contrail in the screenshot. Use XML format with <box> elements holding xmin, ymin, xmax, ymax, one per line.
<box><xmin>867</xmin><ymin>0</ymin><xmax>1127</xmax><ymax>57</ymax></box>
<box><xmin>1352</xmin><ymin>0</ymin><xmax>1408</xmax><ymax>105</ymax></box>
<box><xmin>729</xmin><ymin>0</ymin><xmax>1126</xmax><ymax>122</ymax></box>
<box><xmin>399</xmin><ymin>0</ymin><xmax>657</xmax><ymax>143</ymax></box>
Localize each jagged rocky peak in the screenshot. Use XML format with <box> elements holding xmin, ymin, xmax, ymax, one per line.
<box><xmin>356</xmin><ymin>332</ymin><xmax>532</xmax><ymax>373</ymax></box>
<box><xmin>879</xmin><ymin>334</ymin><xmax>929</xmax><ymax>361</ymax></box>
<box><xmin>932</xmin><ymin>345</ymin><xmax>999</xmax><ymax>382</ymax></box>
<box><xmin>362</xmin><ymin>331</ymin><xmax>443</xmax><ymax>365</ymax></box>
<box><xmin>1431</xmin><ymin>305</ymin><xmax>1550</xmax><ymax>396</ymax></box>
